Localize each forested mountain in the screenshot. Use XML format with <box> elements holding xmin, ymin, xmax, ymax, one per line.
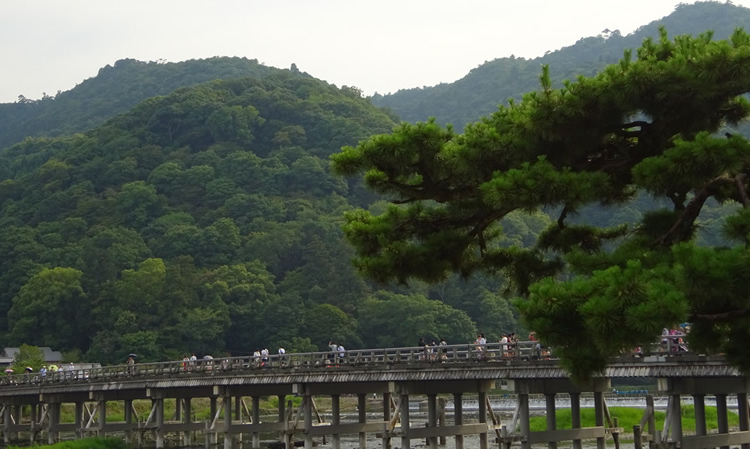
<box><xmin>2</xmin><ymin>2</ymin><xmax>746</xmax><ymax>149</ymax></box>
<box><xmin>0</xmin><ymin>73</ymin><xmax>528</xmax><ymax>364</ymax></box>
<box><xmin>373</xmin><ymin>1</ymin><xmax>750</xmax><ymax>130</ymax></box>
<box><xmin>0</xmin><ymin>0</ymin><xmax>745</xmax><ymax>365</ymax></box>
<box><xmin>0</xmin><ymin>57</ymin><xmax>289</xmax><ymax>150</ymax></box>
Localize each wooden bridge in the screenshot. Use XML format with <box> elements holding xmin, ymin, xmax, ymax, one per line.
<box><xmin>0</xmin><ymin>341</ymin><xmax>747</xmax><ymax>449</ymax></box>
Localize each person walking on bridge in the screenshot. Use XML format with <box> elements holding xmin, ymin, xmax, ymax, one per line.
<box><xmin>328</xmin><ymin>341</ymin><xmax>337</xmax><ymax>365</ymax></box>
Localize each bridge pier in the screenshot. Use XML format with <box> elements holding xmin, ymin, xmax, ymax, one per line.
<box><xmin>454</xmin><ymin>392</ymin><xmax>464</xmax><ymax>449</ymax></box>
<box><xmin>331</xmin><ymin>394</ymin><xmax>341</xmax><ymax>449</ymax></box>
<box><xmin>399</xmin><ymin>391</ymin><xmax>410</xmax><ymax>449</ymax></box>
<box><xmin>251</xmin><ymin>395</ymin><xmax>260</xmax><ymax>448</ymax></box>
<box><xmin>48</xmin><ymin>402</ymin><xmax>60</xmax><ymax>444</ymax></box>
<box><xmin>570</xmin><ymin>392</ymin><xmax>582</xmax><ymax>449</ymax></box>
<box><xmin>382</xmin><ymin>391</ymin><xmax>392</xmax><ymax>449</ymax></box>
<box><xmin>739</xmin><ymin>392</ymin><xmax>750</xmax><ymax>449</ymax></box>
<box><xmin>358</xmin><ymin>393</ymin><xmax>367</xmax><ymax>449</ymax></box>
<box><xmin>593</xmin><ymin>388</ymin><xmax>610</xmax><ymax>449</ymax></box>
<box><xmin>124</xmin><ymin>399</ymin><xmax>133</xmax><ymax>444</ymax></box>
<box><xmin>222</xmin><ymin>391</ymin><xmax>232</xmax><ymax>449</ymax></box>
<box><xmin>658</xmin><ymin>376</ymin><xmax>750</xmax><ymax>449</ymax></box>
<box><xmin>394</xmin><ymin>379</ymin><xmax>493</xmax><ymax>449</ymax></box>
<box><xmin>508</xmin><ymin>378</ymin><xmax>610</xmax><ymax>449</ymax></box>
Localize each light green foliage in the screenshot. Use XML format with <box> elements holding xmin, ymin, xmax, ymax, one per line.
<box><xmin>6</xmin><ymin>436</ymin><xmax>131</xmax><ymax>449</ymax></box>
<box><xmin>357</xmin><ymin>292</ymin><xmax>477</xmax><ymax>348</ymax></box>
<box><xmin>528</xmin><ymin>405</ymin><xmax>739</xmax><ymax>433</ymax></box>
<box><xmin>8</xmin><ymin>267</ymin><xmax>89</xmax><ymax>350</ymax></box>
<box><xmin>10</xmin><ymin>344</ymin><xmax>45</xmax><ymax>373</ymax></box>
<box><xmin>301</xmin><ymin>304</ymin><xmax>362</xmax><ymax>349</ymax></box>
<box><xmin>332</xmin><ymin>28</ymin><xmax>750</xmax><ymax>378</ymax></box>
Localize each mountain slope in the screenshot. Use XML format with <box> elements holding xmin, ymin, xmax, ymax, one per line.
<box><xmin>373</xmin><ymin>1</ymin><xmax>750</xmax><ymax>129</ymax></box>
<box><xmin>0</xmin><ymin>57</ymin><xmax>290</xmax><ymax>150</ymax></box>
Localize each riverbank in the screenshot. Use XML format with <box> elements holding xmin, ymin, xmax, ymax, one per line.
<box><xmin>529</xmin><ymin>406</ymin><xmax>739</xmax><ymax>433</ymax></box>
<box><xmin>7</xmin><ymin>437</ymin><xmax>128</xmax><ymax>449</ymax></box>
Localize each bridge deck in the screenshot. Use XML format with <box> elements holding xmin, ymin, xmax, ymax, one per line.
<box><xmin>0</xmin><ymin>342</ymin><xmax>737</xmax><ymax>397</ymax></box>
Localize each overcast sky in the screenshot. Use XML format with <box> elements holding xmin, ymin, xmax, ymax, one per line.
<box><xmin>1</xmin><ymin>0</ymin><xmax>747</xmax><ymax>103</ymax></box>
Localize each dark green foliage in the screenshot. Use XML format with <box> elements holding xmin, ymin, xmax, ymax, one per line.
<box><xmin>0</xmin><ymin>71</ymin><xmax>518</xmax><ymax>363</ymax></box>
<box><xmin>333</xmin><ymin>26</ymin><xmax>750</xmax><ymax>379</ymax></box>
<box><xmin>4</xmin><ymin>2</ymin><xmax>744</xmax><ymax>369</ymax></box>
<box><xmin>0</xmin><ymin>74</ymin><xmax>387</xmax><ymax>360</ymax></box>
<box><xmin>0</xmin><ymin>57</ymin><xmax>288</xmax><ymax>150</ymax></box>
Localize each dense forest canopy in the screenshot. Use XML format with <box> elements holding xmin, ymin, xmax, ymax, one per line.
<box><xmin>0</xmin><ymin>57</ymin><xmax>290</xmax><ymax>150</ymax></box>
<box><xmin>332</xmin><ymin>28</ymin><xmax>750</xmax><ymax>379</ymax></box>
<box><xmin>0</xmin><ymin>73</ymin><xmax>529</xmax><ymax>364</ymax></box>
<box><xmin>1</xmin><ymin>1</ymin><xmax>750</xmax><ymax>370</ymax></box>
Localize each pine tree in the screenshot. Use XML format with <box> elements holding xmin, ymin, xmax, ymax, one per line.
<box><xmin>332</xmin><ymin>28</ymin><xmax>750</xmax><ymax>379</ymax></box>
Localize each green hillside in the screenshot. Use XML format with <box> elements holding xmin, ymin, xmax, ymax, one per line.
<box><xmin>373</xmin><ymin>1</ymin><xmax>750</xmax><ymax>129</ymax></box>
<box><xmin>0</xmin><ymin>57</ymin><xmax>289</xmax><ymax>150</ymax></box>
<box><xmin>0</xmin><ymin>73</ymin><xmax>530</xmax><ymax>364</ymax></box>
<box><xmin>0</xmin><ymin>1</ymin><xmax>746</xmax><ymax>367</ymax></box>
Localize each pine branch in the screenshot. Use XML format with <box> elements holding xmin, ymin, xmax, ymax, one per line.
<box><xmin>689</xmin><ymin>309</ymin><xmax>750</xmax><ymax>322</ymax></box>
<box><xmin>557</xmin><ymin>204</ymin><xmax>570</xmax><ymax>229</ymax></box>
<box><xmin>655</xmin><ymin>176</ymin><xmax>733</xmax><ymax>246</ymax></box>
<box><xmin>735</xmin><ymin>174</ymin><xmax>750</xmax><ymax>207</ymax></box>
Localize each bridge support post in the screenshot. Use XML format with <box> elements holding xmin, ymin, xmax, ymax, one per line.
<box><xmin>124</xmin><ymin>399</ymin><xmax>133</xmax><ymax>444</ymax></box>
<box><xmin>3</xmin><ymin>405</ymin><xmax>9</xmax><ymax>444</ymax></box>
<box><xmin>400</xmin><ymin>393</ymin><xmax>410</xmax><ymax>449</ymax></box>
<box><xmin>478</xmin><ymin>390</ymin><xmax>488</xmax><ymax>449</ymax></box>
<box><xmin>454</xmin><ymin>393</ymin><xmax>464</xmax><ymax>449</ymax></box>
<box><xmin>278</xmin><ymin>395</ymin><xmax>291</xmax><ymax>449</ymax></box>
<box><xmin>223</xmin><ymin>393</ymin><xmax>233</xmax><ymax>449</ymax></box>
<box><xmin>693</xmin><ymin>394</ymin><xmax>706</xmax><ymax>437</ymax></box>
<box><xmin>252</xmin><ymin>396</ymin><xmax>260</xmax><ymax>449</ymax></box>
<box><xmin>669</xmin><ymin>394</ymin><xmax>682</xmax><ymax>445</ymax></box>
<box><xmin>184</xmin><ymin>398</ymin><xmax>193</xmax><ymax>446</ymax></box>
<box><xmin>14</xmin><ymin>405</ymin><xmax>21</xmax><ymax>442</ymax></box>
<box><xmin>519</xmin><ymin>393</ymin><xmax>530</xmax><ymax>449</ymax></box>
<box><xmin>381</xmin><ymin>392</ymin><xmax>391</xmax><ymax>449</ymax></box>
<box><xmin>331</xmin><ymin>394</ymin><xmax>341</xmax><ymax>449</ymax></box>
<box><xmin>358</xmin><ymin>393</ymin><xmax>367</xmax><ymax>449</ymax></box>
<box><xmin>717</xmin><ymin>393</ymin><xmax>729</xmax><ymax>449</ymax></box>
<box><xmin>74</xmin><ymin>401</ymin><xmax>83</xmax><ymax>440</ymax></box>
<box><xmin>571</xmin><ymin>392</ymin><xmax>582</xmax><ymax>449</ymax></box>
<box><xmin>303</xmin><ymin>394</ymin><xmax>313</xmax><ymax>449</ymax></box>
<box><xmin>29</xmin><ymin>403</ymin><xmax>36</xmax><ymax>444</ymax></box>
<box><xmin>545</xmin><ymin>393</ymin><xmax>557</xmax><ymax>449</ymax></box>
<box><xmin>235</xmin><ymin>396</ymin><xmax>243</xmax><ymax>444</ymax></box>
<box><xmin>154</xmin><ymin>398</ymin><xmax>164</xmax><ymax>449</ymax></box>
<box><xmin>48</xmin><ymin>402</ymin><xmax>60</xmax><ymax>444</ymax></box>
<box><xmin>209</xmin><ymin>396</ymin><xmax>218</xmax><ymax>448</ymax></box>
<box><xmin>593</xmin><ymin>391</ymin><xmax>605</xmax><ymax>449</ymax></box>
<box><xmin>427</xmin><ymin>393</ymin><xmax>437</xmax><ymax>449</ymax></box>
<box><xmin>438</xmin><ymin>397</ymin><xmax>447</xmax><ymax>446</ymax></box>
<box><xmin>98</xmin><ymin>399</ymin><xmax>107</xmax><ymax>437</ymax></box>
<box><xmin>739</xmin><ymin>392</ymin><xmax>749</xmax><ymax>449</ymax></box>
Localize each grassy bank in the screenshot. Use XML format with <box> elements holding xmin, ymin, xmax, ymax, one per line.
<box><xmin>529</xmin><ymin>406</ymin><xmax>739</xmax><ymax>433</ymax></box>
<box><xmin>8</xmin><ymin>437</ymin><xmax>129</xmax><ymax>449</ymax></box>
<box><xmin>54</xmin><ymin>396</ymin><xmax>352</xmax><ymax>424</ymax></box>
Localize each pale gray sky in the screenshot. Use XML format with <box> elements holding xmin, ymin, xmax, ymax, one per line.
<box><xmin>0</xmin><ymin>0</ymin><xmax>746</xmax><ymax>103</ymax></box>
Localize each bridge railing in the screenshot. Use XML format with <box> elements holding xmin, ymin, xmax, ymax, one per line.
<box><xmin>0</xmin><ymin>338</ymin><xmax>691</xmax><ymax>387</ymax></box>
